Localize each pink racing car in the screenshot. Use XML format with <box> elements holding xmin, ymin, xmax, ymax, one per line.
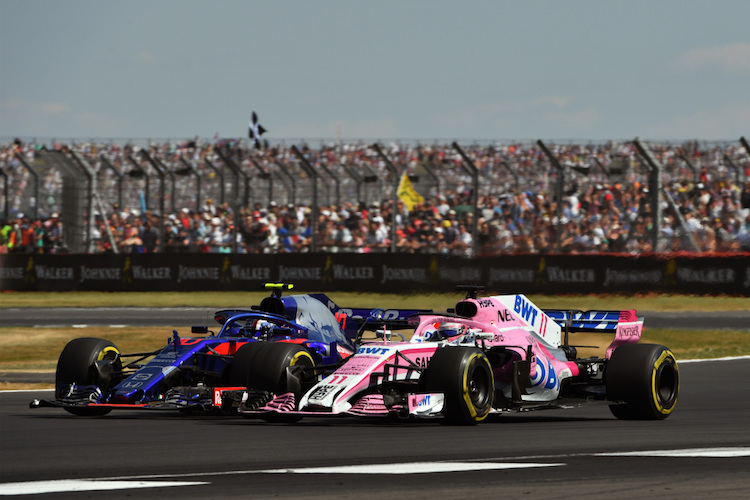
<box><xmin>228</xmin><ymin>286</ymin><xmax>679</xmax><ymax>424</ymax></box>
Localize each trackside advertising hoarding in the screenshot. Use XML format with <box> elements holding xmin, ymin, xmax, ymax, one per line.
<box><xmin>1</xmin><ymin>253</ymin><xmax>748</xmax><ymax>295</ymax></box>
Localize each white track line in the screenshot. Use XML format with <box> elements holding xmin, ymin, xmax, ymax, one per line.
<box><xmin>678</xmin><ymin>355</ymin><xmax>750</xmax><ymax>363</ymax></box>
<box><xmin>0</xmin><ymin>479</ymin><xmax>208</xmax><ymax>496</ymax></box>
<box><xmin>257</xmin><ymin>462</ymin><xmax>563</xmax><ymax>474</ymax></box>
<box><xmin>2</xmin><ymin>447</ymin><xmax>747</xmax><ymax>495</ymax></box>
<box><xmin>0</xmin><ymin>389</ymin><xmax>54</xmax><ymax>393</ymax></box>
<box><xmin>595</xmin><ymin>447</ymin><xmax>750</xmax><ymax>458</ymax></box>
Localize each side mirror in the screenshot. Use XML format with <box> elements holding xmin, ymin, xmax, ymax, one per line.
<box><xmin>191</xmin><ymin>326</ymin><xmax>209</xmax><ymax>335</ymax></box>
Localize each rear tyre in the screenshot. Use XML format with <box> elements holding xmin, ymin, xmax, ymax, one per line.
<box><xmin>228</xmin><ymin>342</ymin><xmax>270</xmax><ymax>388</ymax></box>
<box><xmin>230</xmin><ymin>342</ymin><xmax>315</xmax><ymax>421</ymax></box>
<box><xmin>421</xmin><ymin>347</ymin><xmax>494</xmax><ymax>425</ymax></box>
<box><xmin>55</xmin><ymin>337</ymin><xmax>123</xmax><ymax>416</ymax></box>
<box><xmin>606</xmin><ymin>343</ymin><xmax>679</xmax><ymax>420</ymax></box>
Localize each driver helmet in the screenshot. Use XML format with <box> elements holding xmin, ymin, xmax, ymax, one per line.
<box><xmin>250</xmin><ymin>319</ymin><xmax>274</xmax><ymax>334</ymax></box>
<box><xmin>436</xmin><ymin>322</ymin><xmax>467</xmax><ymax>339</ymax></box>
<box><xmin>418</xmin><ymin>323</ymin><xmax>440</xmax><ymax>341</ymax></box>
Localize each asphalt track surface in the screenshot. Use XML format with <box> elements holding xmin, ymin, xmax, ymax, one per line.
<box><xmin>4</xmin><ymin>306</ymin><xmax>750</xmax><ymax>329</ymax></box>
<box><xmin>2</xmin><ymin>358</ymin><xmax>749</xmax><ymax>499</ymax></box>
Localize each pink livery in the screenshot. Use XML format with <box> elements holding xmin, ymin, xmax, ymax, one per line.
<box><xmin>232</xmin><ymin>288</ymin><xmax>678</xmax><ymax>424</ymax></box>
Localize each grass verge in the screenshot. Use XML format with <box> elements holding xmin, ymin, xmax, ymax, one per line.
<box><xmin>2</xmin><ymin>290</ymin><xmax>749</xmax><ymax>311</ymax></box>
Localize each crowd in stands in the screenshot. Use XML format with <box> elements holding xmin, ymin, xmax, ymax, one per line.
<box><xmin>1</xmin><ymin>138</ymin><xmax>749</xmax><ymax>255</ymax></box>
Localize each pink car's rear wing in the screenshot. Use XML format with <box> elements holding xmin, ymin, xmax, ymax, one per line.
<box><xmin>543</xmin><ymin>309</ymin><xmax>644</xmax><ymax>358</ymax></box>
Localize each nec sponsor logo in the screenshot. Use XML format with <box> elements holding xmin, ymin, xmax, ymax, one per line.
<box><xmin>356</xmin><ymin>346</ymin><xmax>391</xmax><ymax>356</ymax></box>
<box><xmin>498</xmin><ymin>309</ymin><xmax>513</xmax><ymax>322</ymax></box>
<box><xmin>513</xmin><ymin>296</ymin><xmax>539</xmax><ymax>326</ymax></box>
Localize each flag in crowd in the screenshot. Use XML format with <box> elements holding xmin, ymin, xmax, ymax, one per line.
<box><xmin>248</xmin><ymin>111</ymin><xmax>267</xmax><ymax>148</ymax></box>
<box><xmin>397</xmin><ymin>172</ymin><xmax>424</xmax><ymax>211</ymax></box>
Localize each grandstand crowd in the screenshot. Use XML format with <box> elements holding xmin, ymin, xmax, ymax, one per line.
<box><xmin>1</xmin><ymin>138</ymin><xmax>749</xmax><ymax>255</ymax></box>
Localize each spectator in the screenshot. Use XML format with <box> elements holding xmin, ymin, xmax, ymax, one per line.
<box><xmin>1</xmin><ymin>138</ymin><xmax>748</xmax><ymax>256</ymax></box>
<box><xmin>141</xmin><ymin>219</ymin><xmax>159</xmax><ymax>252</ymax></box>
<box><xmin>119</xmin><ymin>226</ymin><xmax>143</xmax><ymax>253</ymax></box>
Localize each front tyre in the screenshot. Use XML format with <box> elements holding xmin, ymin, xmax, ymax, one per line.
<box><xmin>55</xmin><ymin>337</ymin><xmax>123</xmax><ymax>416</ymax></box>
<box><xmin>606</xmin><ymin>343</ymin><xmax>679</xmax><ymax>420</ymax></box>
<box><xmin>421</xmin><ymin>347</ymin><xmax>494</xmax><ymax>425</ymax></box>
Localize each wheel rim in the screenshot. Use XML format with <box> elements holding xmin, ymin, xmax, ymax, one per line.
<box><xmin>468</xmin><ymin>362</ymin><xmax>491</xmax><ymax>408</ymax></box>
<box><xmin>655</xmin><ymin>362</ymin><xmax>677</xmax><ymax>406</ymax></box>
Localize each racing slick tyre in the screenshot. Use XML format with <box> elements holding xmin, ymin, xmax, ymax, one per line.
<box><xmin>421</xmin><ymin>346</ymin><xmax>494</xmax><ymax>425</ymax></box>
<box><xmin>228</xmin><ymin>342</ymin><xmax>269</xmax><ymax>388</ymax></box>
<box><xmin>229</xmin><ymin>342</ymin><xmax>315</xmax><ymax>422</ymax></box>
<box><xmin>605</xmin><ymin>343</ymin><xmax>679</xmax><ymax>420</ymax></box>
<box><xmin>55</xmin><ymin>337</ymin><xmax>123</xmax><ymax>416</ymax></box>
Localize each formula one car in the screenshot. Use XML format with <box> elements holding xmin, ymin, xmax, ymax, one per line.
<box><xmin>30</xmin><ymin>284</ymin><xmax>427</xmax><ymax>416</ymax></box>
<box><xmin>232</xmin><ymin>286</ymin><xmax>679</xmax><ymax>424</ymax></box>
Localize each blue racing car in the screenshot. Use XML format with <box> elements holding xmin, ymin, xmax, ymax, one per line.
<box><xmin>30</xmin><ymin>284</ymin><xmax>426</xmax><ymax>416</ymax></box>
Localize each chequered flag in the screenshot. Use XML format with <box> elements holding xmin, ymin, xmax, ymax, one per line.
<box><xmin>248</xmin><ymin>111</ymin><xmax>267</xmax><ymax>148</ymax></box>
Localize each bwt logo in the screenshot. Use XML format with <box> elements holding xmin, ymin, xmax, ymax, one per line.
<box><xmin>418</xmin><ymin>395</ymin><xmax>431</xmax><ymax>407</ymax></box>
<box><xmin>356</xmin><ymin>346</ymin><xmax>390</xmax><ymax>356</ymax></box>
<box><xmin>513</xmin><ymin>296</ymin><xmax>538</xmax><ymax>326</ymax></box>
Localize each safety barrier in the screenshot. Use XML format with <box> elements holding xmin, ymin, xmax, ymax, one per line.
<box><xmin>2</xmin><ymin>252</ymin><xmax>748</xmax><ymax>295</ymax></box>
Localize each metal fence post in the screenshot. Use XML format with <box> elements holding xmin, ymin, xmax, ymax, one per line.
<box><xmin>339</xmin><ymin>162</ymin><xmax>364</xmax><ymax>201</ymax></box>
<box><xmin>213</xmin><ymin>146</ymin><xmax>248</xmax><ymax>253</ymax></box>
<box><xmin>371</xmin><ymin>143</ymin><xmax>400</xmax><ymax>253</ymax></box>
<box><xmin>38</xmin><ymin>148</ymin><xmax>93</xmax><ymax>253</ymax></box>
<box><xmin>451</xmin><ymin>142</ymin><xmax>480</xmax><ymax>257</ymax></box>
<box><xmin>98</xmin><ymin>154</ymin><xmax>124</xmax><ymax>212</ymax></box>
<box><xmin>203</xmin><ymin>158</ymin><xmax>225</xmax><ymax>206</ymax></box>
<box><xmin>361</xmin><ymin>162</ymin><xmax>383</xmax><ymax>205</ymax></box>
<box><xmin>70</xmin><ymin>150</ymin><xmax>118</xmax><ymax>253</ymax></box>
<box><xmin>248</xmin><ymin>158</ymin><xmax>272</xmax><ymax>207</ymax></box>
<box><xmin>318</xmin><ymin>161</ymin><xmax>341</xmax><ymax>207</ymax></box>
<box><xmin>679</xmin><ymin>154</ymin><xmax>699</xmax><ymax>182</ymax></box>
<box><xmin>632</xmin><ymin>138</ymin><xmax>665</xmax><ymax>252</ymax></box>
<box><xmin>417</xmin><ymin>159</ymin><xmax>441</xmax><ymax>197</ymax></box>
<box><xmin>536</xmin><ymin>140</ymin><xmax>565</xmax><ymax>252</ymax></box>
<box><xmin>139</xmin><ymin>150</ymin><xmax>167</xmax><ymax>252</ymax></box>
<box><xmin>127</xmin><ymin>155</ymin><xmax>149</xmax><ymax>211</ymax></box>
<box><xmin>273</xmin><ymin>160</ymin><xmax>296</xmax><ymax>206</ymax></box>
<box><xmin>722</xmin><ymin>154</ymin><xmax>743</xmax><ymax>185</ymax></box>
<box><xmin>592</xmin><ymin>157</ymin><xmax>610</xmax><ymax>178</ymax></box>
<box><xmin>740</xmin><ymin>136</ymin><xmax>750</xmax><ymax>157</ymax></box>
<box><xmin>0</xmin><ymin>167</ymin><xmax>8</xmax><ymax>220</ymax></box>
<box><xmin>291</xmin><ymin>145</ymin><xmax>319</xmax><ymax>252</ymax></box>
<box><xmin>13</xmin><ymin>153</ymin><xmax>39</xmax><ymax>220</ymax></box>
<box><xmin>178</xmin><ymin>156</ymin><xmax>202</xmax><ymax>211</ymax></box>
<box><xmin>498</xmin><ymin>160</ymin><xmax>519</xmax><ymax>192</ymax></box>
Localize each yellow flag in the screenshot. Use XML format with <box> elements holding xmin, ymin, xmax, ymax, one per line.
<box><xmin>397</xmin><ymin>173</ymin><xmax>424</xmax><ymax>211</ymax></box>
